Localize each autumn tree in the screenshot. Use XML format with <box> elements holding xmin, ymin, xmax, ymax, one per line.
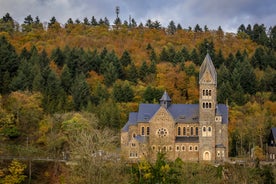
<box><xmin>0</xmin><ymin>13</ymin><xmax>16</xmax><ymax>32</ymax></box>
<box><xmin>65</xmin><ymin>114</ymin><xmax>124</xmax><ymax>184</ymax></box>
<box><xmin>1</xmin><ymin>160</ymin><xmax>27</xmax><ymax>184</ymax></box>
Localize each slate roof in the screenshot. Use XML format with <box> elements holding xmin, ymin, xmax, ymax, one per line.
<box><xmin>160</xmin><ymin>91</ymin><xmax>171</xmax><ymax>102</ymax></box>
<box><xmin>122</xmin><ymin>103</ymin><xmax>228</xmax><ymax>132</ymax></box>
<box><xmin>135</xmin><ymin>135</ymin><xmax>148</xmax><ymax>143</ymax></box>
<box><xmin>216</xmin><ymin>104</ymin><xmax>228</xmax><ymax>124</ymax></box>
<box><xmin>199</xmin><ymin>53</ymin><xmax>217</xmax><ymax>84</ymax></box>
<box><xmin>215</xmin><ymin>144</ymin><xmax>226</xmax><ymax>148</ymax></box>
<box><xmin>136</xmin><ymin>104</ymin><xmax>160</xmax><ymax>122</ymax></box>
<box><xmin>168</xmin><ymin>104</ymin><xmax>199</xmax><ymax>123</ymax></box>
<box><xmin>271</xmin><ymin>127</ymin><xmax>276</xmax><ymax>140</ymax></box>
<box><xmin>122</xmin><ymin>112</ymin><xmax>138</xmax><ymax>132</ymax></box>
<box><xmin>175</xmin><ymin>136</ymin><xmax>199</xmax><ymax>143</ymax></box>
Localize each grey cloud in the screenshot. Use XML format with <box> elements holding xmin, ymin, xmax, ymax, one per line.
<box><xmin>0</xmin><ymin>0</ymin><xmax>275</xmax><ymax>32</ymax></box>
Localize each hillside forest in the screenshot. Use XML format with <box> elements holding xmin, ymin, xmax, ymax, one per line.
<box><xmin>0</xmin><ymin>13</ymin><xmax>276</xmax><ymax>183</ymax></box>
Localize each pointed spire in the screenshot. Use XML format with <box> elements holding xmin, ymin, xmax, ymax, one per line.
<box><xmin>160</xmin><ymin>91</ymin><xmax>171</xmax><ymax>108</ymax></box>
<box><xmin>199</xmin><ymin>53</ymin><xmax>217</xmax><ymax>85</ymax></box>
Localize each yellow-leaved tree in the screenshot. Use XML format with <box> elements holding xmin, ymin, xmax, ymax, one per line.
<box><xmin>0</xmin><ymin>160</ymin><xmax>27</xmax><ymax>184</ymax></box>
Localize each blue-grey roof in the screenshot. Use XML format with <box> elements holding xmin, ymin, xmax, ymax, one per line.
<box><xmin>122</xmin><ymin>103</ymin><xmax>228</xmax><ymax>132</ymax></box>
<box><xmin>217</xmin><ymin>104</ymin><xmax>228</xmax><ymax>124</ymax></box>
<box><xmin>175</xmin><ymin>136</ymin><xmax>199</xmax><ymax>143</ymax></box>
<box><xmin>168</xmin><ymin>104</ymin><xmax>199</xmax><ymax>122</ymax></box>
<box><xmin>160</xmin><ymin>91</ymin><xmax>171</xmax><ymax>102</ymax></box>
<box><xmin>215</xmin><ymin>144</ymin><xmax>226</xmax><ymax>148</ymax></box>
<box><xmin>137</xmin><ymin>104</ymin><xmax>160</xmax><ymax>122</ymax></box>
<box><xmin>271</xmin><ymin>127</ymin><xmax>276</xmax><ymax>140</ymax></box>
<box><xmin>135</xmin><ymin>135</ymin><xmax>148</xmax><ymax>143</ymax></box>
<box><xmin>122</xmin><ymin>112</ymin><xmax>138</xmax><ymax>132</ymax></box>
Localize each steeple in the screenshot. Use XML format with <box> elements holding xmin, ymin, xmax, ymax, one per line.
<box><xmin>160</xmin><ymin>91</ymin><xmax>171</xmax><ymax>108</ymax></box>
<box><xmin>199</xmin><ymin>53</ymin><xmax>217</xmax><ymax>86</ymax></box>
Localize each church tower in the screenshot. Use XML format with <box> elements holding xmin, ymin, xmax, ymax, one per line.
<box><xmin>198</xmin><ymin>53</ymin><xmax>217</xmax><ymax>161</ymax></box>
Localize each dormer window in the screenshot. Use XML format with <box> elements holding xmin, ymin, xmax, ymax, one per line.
<box><xmin>144</xmin><ymin>113</ymin><xmax>150</xmax><ymax>120</ymax></box>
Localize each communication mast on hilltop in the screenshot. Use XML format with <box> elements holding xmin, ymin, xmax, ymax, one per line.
<box><xmin>116</xmin><ymin>6</ymin><xmax>120</xmax><ymax>19</ymax></box>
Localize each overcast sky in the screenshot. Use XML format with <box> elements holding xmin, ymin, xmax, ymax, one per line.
<box><xmin>0</xmin><ymin>0</ymin><xmax>275</xmax><ymax>32</ymax></box>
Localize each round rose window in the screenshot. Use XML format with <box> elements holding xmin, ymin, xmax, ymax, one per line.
<box><xmin>157</xmin><ymin>128</ymin><xmax>168</xmax><ymax>137</ymax></box>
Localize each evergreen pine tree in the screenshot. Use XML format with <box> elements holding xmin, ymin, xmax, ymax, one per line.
<box><xmin>127</xmin><ymin>62</ymin><xmax>138</xmax><ymax>84</ymax></box>
<box><xmin>0</xmin><ymin>36</ymin><xmax>19</xmax><ymax>93</ymax></box>
<box><xmin>139</xmin><ymin>61</ymin><xmax>149</xmax><ymax>82</ymax></box>
<box><xmin>120</xmin><ymin>50</ymin><xmax>132</xmax><ymax>67</ymax></box>
<box><xmin>167</xmin><ymin>20</ymin><xmax>176</xmax><ymax>35</ymax></box>
<box><xmin>71</xmin><ymin>73</ymin><xmax>91</xmax><ymax>111</ymax></box>
<box><xmin>51</xmin><ymin>47</ymin><xmax>65</xmax><ymax>68</ymax></box>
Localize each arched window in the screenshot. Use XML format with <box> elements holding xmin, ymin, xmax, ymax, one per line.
<box><xmin>203</xmin><ymin>103</ymin><xmax>205</xmax><ymax>108</ymax></box>
<box><xmin>141</xmin><ymin>127</ymin><xmax>145</xmax><ymax>135</ymax></box>
<box><xmin>194</xmin><ymin>146</ymin><xmax>198</xmax><ymax>151</ymax></box>
<box><xmin>206</xmin><ymin>103</ymin><xmax>209</xmax><ymax>108</ymax></box>
<box><xmin>208</xmin><ymin>126</ymin><xmax>212</xmax><ymax>136</ymax></box>
<box><xmin>176</xmin><ymin>145</ymin><xmax>180</xmax><ymax>151</ymax></box>
<box><xmin>209</xmin><ymin>90</ymin><xmax>211</xmax><ymax>96</ymax></box>
<box><xmin>196</xmin><ymin>127</ymin><xmax>199</xmax><ymax>135</ymax></box>
<box><xmin>206</xmin><ymin>90</ymin><xmax>209</xmax><ymax>96</ymax></box>
<box><xmin>146</xmin><ymin>127</ymin><xmax>150</xmax><ymax>135</ymax></box>
<box><xmin>177</xmin><ymin>127</ymin><xmax>181</xmax><ymax>136</ymax></box>
<box><xmin>183</xmin><ymin>127</ymin><xmax>186</xmax><ymax>135</ymax></box>
<box><xmin>202</xmin><ymin>126</ymin><xmax>207</xmax><ymax>137</ymax></box>
<box><xmin>209</xmin><ymin>103</ymin><xmax>212</xmax><ymax>108</ymax></box>
<box><xmin>191</xmin><ymin>127</ymin><xmax>194</xmax><ymax>135</ymax></box>
<box><xmin>203</xmin><ymin>90</ymin><xmax>205</xmax><ymax>96</ymax></box>
<box><xmin>189</xmin><ymin>145</ymin><xmax>193</xmax><ymax>151</ymax></box>
<box><xmin>203</xmin><ymin>151</ymin><xmax>211</xmax><ymax>160</ymax></box>
<box><xmin>182</xmin><ymin>145</ymin><xmax>185</xmax><ymax>151</ymax></box>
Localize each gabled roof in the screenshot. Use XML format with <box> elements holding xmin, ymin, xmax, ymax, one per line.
<box><xmin>199</xmin><ymin>53</ymin><xmax>217</xmax><ymax>84</ymax></box>
<box><xmin>136</xmin><ymin>104</ymin><xmax>160</xmax><ymax>122</ymax></box>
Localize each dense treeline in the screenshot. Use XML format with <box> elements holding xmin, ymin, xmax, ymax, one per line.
<box><xmin>0</xmin><ymin>12</ymin><xmax>276</xmax><ymax>183</ymax></box>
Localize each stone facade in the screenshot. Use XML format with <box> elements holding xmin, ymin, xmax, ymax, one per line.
<box><xmin>121</xmin><ymin>54</ymin><xmax>228</xmax><ymax>162</ymax></box>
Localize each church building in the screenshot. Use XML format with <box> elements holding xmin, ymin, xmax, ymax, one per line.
<box><xmin>121</xmin><ymin>54</ymin><xmax>228</xmax><ymax>162</ymax></box>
